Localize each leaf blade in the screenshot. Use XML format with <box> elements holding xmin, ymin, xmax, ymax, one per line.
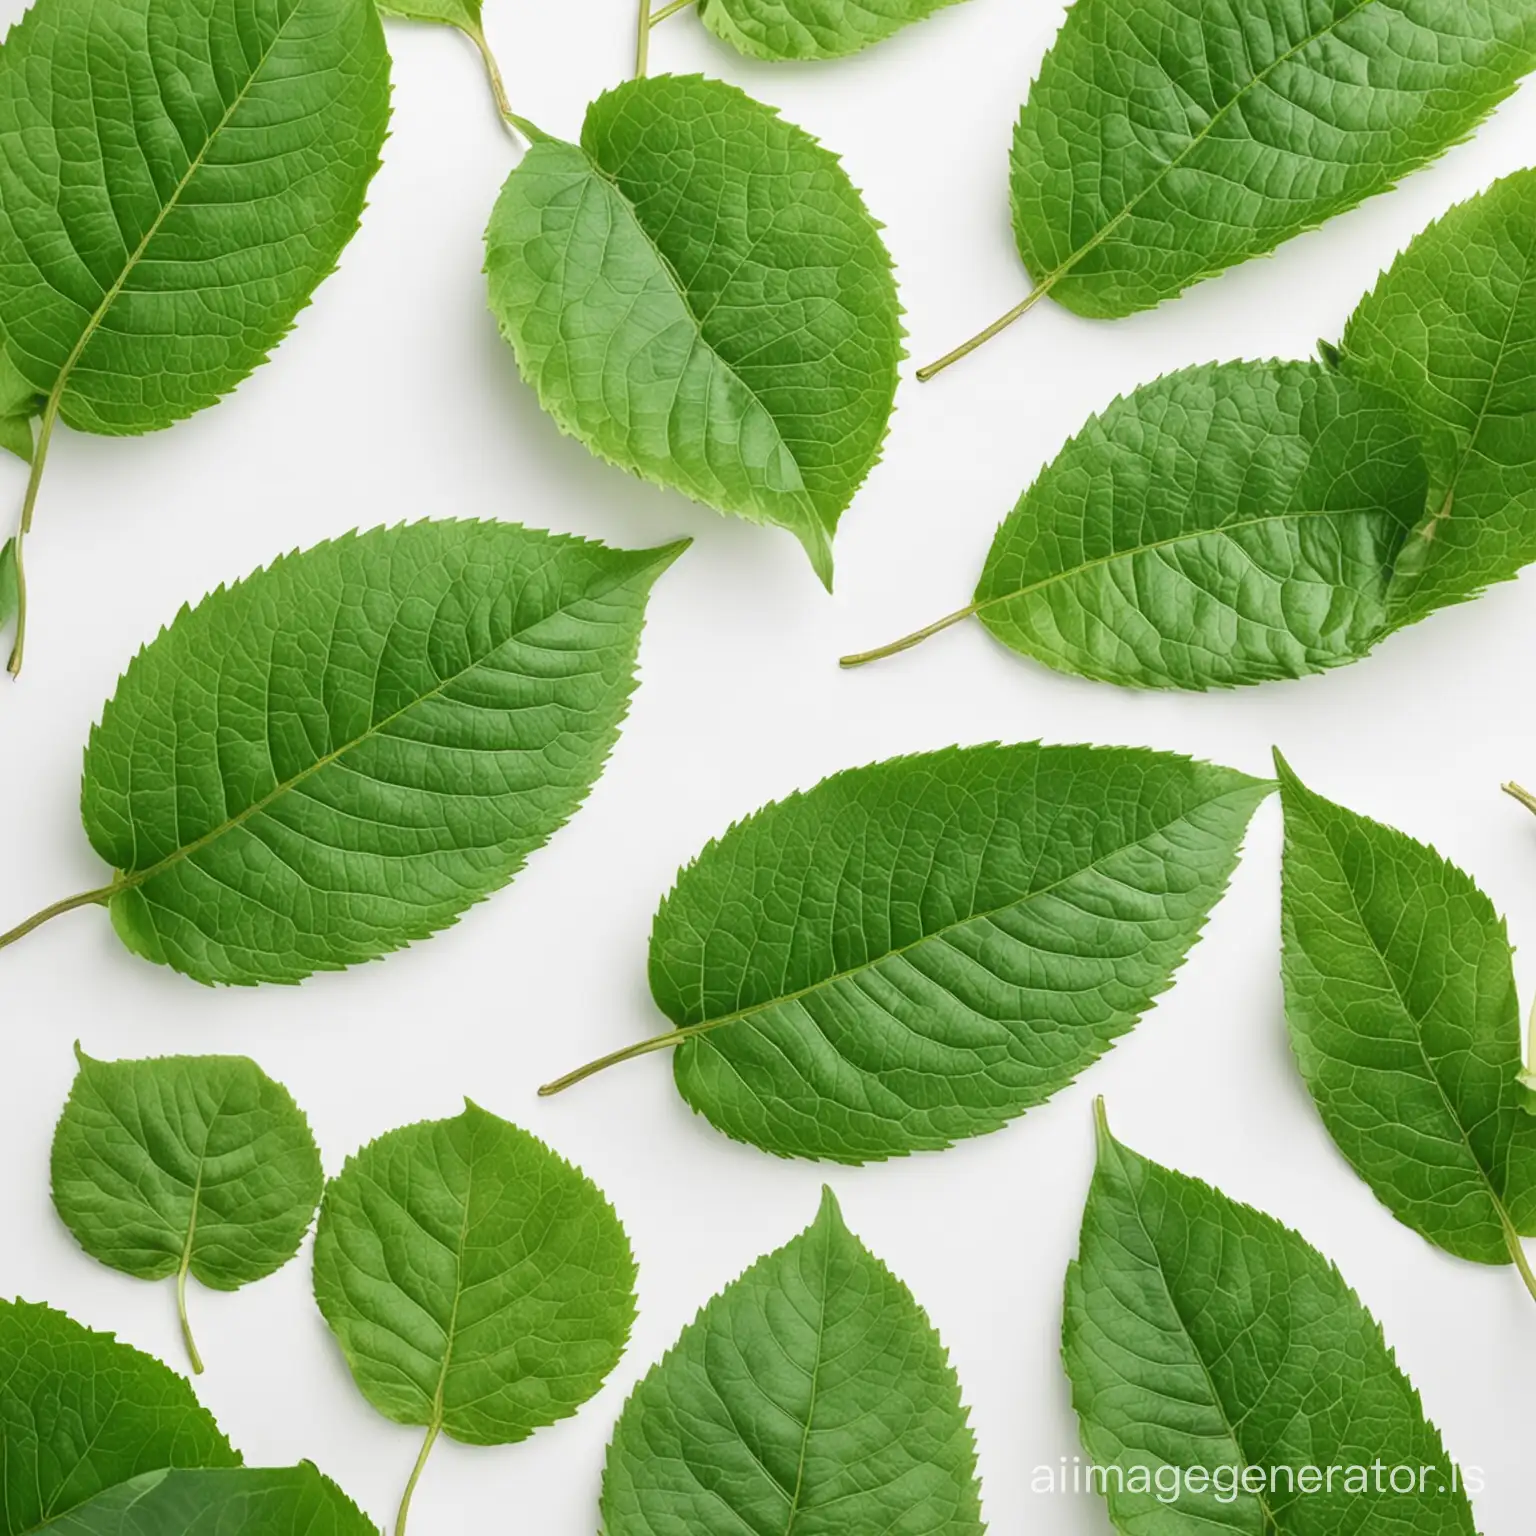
<box><xmin>696</xmin><ymin>0</ymin><xmax>968</xmax><ymax>59</ymax></box>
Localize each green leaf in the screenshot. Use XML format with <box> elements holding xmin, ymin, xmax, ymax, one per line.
<box><xmin>377</xmin><ymin>0</ymin><xmax>481</xmax><ymax>29</ymax></box>
<box><xmin>37</xmin><ymin>1467</ymin><xmax>377</xmax><ymax>1536</ymax></box>
<box><xmin>602</xmin><ymin>1187</ymin><xmax>983</xmax><ymax>1535</ymax></box>
<box><xmin>312</xmin><ymin>1103</ymin><xmax>636</xmax><ymax>1530</ymax></box>
<box><xmin>0</xmin><ymin>519</ymin><xmax>684</xmax><ymax>984</ymax></box>
<box><xmin>1340</xmin><ymin>169</ymin><xmax>1536</xmax><ymax>625</ymax></box>
<box><xmin>1065</xmin><ymin>1105</ymin><xmax>1479</xmax><ymax>1535</ymax></box>
<box><xmin>485</xmin><ymin>74</ymin><xmax>902</xmax><ymax>587</ymax></box>
<box><xmin>0</xmin><ymin>538</ymin><xmax>16</xmax><ymax>631</ymax></box>
<box><xmin>696</xmin><ymin>0</ymin><xmax>968</xmax><ymax>59</ymax></box>
<box><xmin>0</xmin><ymin>1298</ymin><xmax>238</xmax><ymax>1536</ymax></box>
<box><xmin>1277</xmin><ymin>754</ymin><xmax>1536</xmax><ymax>1275</ymax></box>
<box><xmin>50</xmin><ymin>1046</ymin><xmax>325</xmax><ymax>1374</ymax></box>
<box><xmin>546</xmin><ymin>743</ymin><xmax>1272</xmax><ymax>1161</ymax></box>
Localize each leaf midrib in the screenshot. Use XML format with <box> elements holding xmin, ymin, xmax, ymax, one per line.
<box><xmin>781</xmin><ymin>1223</ymin><xmax>833</xmax><ymax>1535</ymax></box>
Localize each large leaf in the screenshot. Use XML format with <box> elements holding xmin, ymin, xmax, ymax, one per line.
<box><xmin>0</xmin><ymin>1299</ymin><xmax>238</xmax><ymax>1536</ymax></box>
<box><xmin>602</xmin><ymin>1187</ymin><xmax>983</xmax><ymax>1535</ymax></box>
<box><xmin>544</xmin><ymin>744</ymin><xmax>1272</xmax><ymax>1162</ymax></box>
<box><xmin>1065</xmin><ymin>1106</ymin><xmax>1479</xmax><ymax>1535</ymax></box>
<box><xmin>1277</xmin><ymin>755</ymin><xmax>1536</xmax><ymax>1274</ymax></box>
<box><xmin>696</xmin><ymin>0</ymin><xmax>967</xmax><ymax>59</ymax></box>
<box><xmin>1340</xmin><ymin>169</ymin><xmax>1536</xmax><ymax>625</ymax></box>
<box><xmin>37</xmin><ymin>1467</ymin><xmax>376</xmax><ymax>1536</ymax></box>
<box><xmin>485</xmin><ymin>75</ymin><xmax>901</xmax><ymax>587</ymax></box>
<box><xmin>0</xmin><ymin>520</ymin><xmax>684</xmax><ymax>984</ymax></box>
<box><xmin>51</xmin><ymin>1047</ymin><xmax>324</xmax><ymax>1373</ymax></box>
<box><xmin>313</xmin><ymin>1104</ymin><xmax>636</xmax><ymax>1528</ymax></box>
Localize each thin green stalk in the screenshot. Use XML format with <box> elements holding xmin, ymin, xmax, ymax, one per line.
<box><xmin>176</xmin><ymin>1257</ymin><xmax>204</xmax><ymax>1376</ymax></box>
<box><xmin>539</xmin><ymin>1020</ymin><xmax>724</xmax><ymax>1096</ymax></box>
<box><xmin>456</xmin><ymin>20</ymin><xmax>545</xmax><ymax>142</ymax></box>
<box><xmin>635</xmin><ymin>0</ymin><xmax>697</xmax><ymax>77</ymax></box>
<box><xmin>0</xmin><ymin>883</ymin><xmax>118</xmax><ymax>953</ymax></box>
<box><xmin>839</xmin><ymin>602</ymin><xmax>978</xmax><ymax>669</ymax></box>
<box><xmin>1505</xmin><ymin>1224</ymin><xmax>1536</xmax><ymax>1308</ymax></box>
<box><xmin>1504</xmin><ymin>781</ymin><xmax>1536</xmax><ymax>818</ymax></box>
<box><xmin>7</xmin><ymin>395</ymin><xmax>61</xmax><ymax>677</ymax></box>
<box><xmin>396</xmin><ymin>1418</ymin><xmax>442</xmax><ymax>1536</ymax></box>
<box><xmin>916</xmin><ymin>279</ymin><xmax>1053</xmax><ymax>383</ymax></box>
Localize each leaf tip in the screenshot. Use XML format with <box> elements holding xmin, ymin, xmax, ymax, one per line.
<box><xmin>1091</xmin><ymin>1095</ymin><xmax>1113</xmax><ymax>1156</ymax></box>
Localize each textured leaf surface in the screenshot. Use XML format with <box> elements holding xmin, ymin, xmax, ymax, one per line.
<box><xmin>38</xmin><ymin>1468</ymin><xmax>375</xmax><ymax>1536</ymax></box>
<box><xmin>0</xmin><ymin>1299</ymin><xmax>237</xmax><ymax>1536</ymax></box>
<box><xmin>377</xmin><ymin>0</ymin><xmax>479</xmax><ymax>28</ymax></box>
<box><xmin>312</xmin><ymin>1103</ymin><xmax>636</xmax><ymax>1446</ymax></box>
<box><xmin>77</xmin><ymin>520</ymin><xmax>683</xmax><ymax>985</ymax></box>
<box><xmin>646</xmin><ymin>743</ymin><xmax>1270</xmax><ymax>1162</ymax></box>
<box><xmin>602</xmin><ymin>1188</ymin><xmax>983</xmax><ymax>1536</ymax></box>
<box><xmin>1278</xmin><ymin>756</ymin><xmax>1536</xmax><ymax>1265</ymax></box>
<box><xmin>1065</xmin><ymin>1111</ymin><xmax>1478</xmax><ymax>1534</ymax></box>
<box><xmin>51</xmin><ymin>1048</ymin><xmax>323</xmax><ymax>1290</ymax></box>
<box><xmin>697</xmin><ymin>0</ymin><xmax>966</xmax><ymax>59</ymax></box>
<box><xmin>1341</xmin><ymin>170</ymin><xmax>1536</xmax><ymax>624</ymax></box>
<box><xmin>0</xmin><ymin>0</ymin><xmax>390</xmax><ymax>436</ymax></box>
<box><xmin>485</xmin><ymin>75</ymin><xmax>901</xmax><ymax>586</ymax></box>
<box><xmin>972</xmin><ymin>362</ymin><xmax>1427</xmax><ymax>689</ymax></box>
<box><xmin>1011</xmin><ymin>0</ymin><xmax>1536</xmax><ymax>320</ymax></box>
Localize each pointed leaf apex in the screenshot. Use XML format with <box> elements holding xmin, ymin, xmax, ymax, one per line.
<box><xmin>1092</xmin><ymin>1096</ymin><xmax>1114</xmax><ymax>1156</ymax></box>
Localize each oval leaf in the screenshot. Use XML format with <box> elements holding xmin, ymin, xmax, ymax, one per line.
<box><xmin>485</xmin><ymin>75</ymin><xmax>901</xmax><ymax>586</ymax></box>
<box><xmin>313</xmin><ymin>1104</ymin><xmax>636</xmax><ymax>1521</ymax></box>
<box><xmin>1340</xmin><ymin>169</ymin><xmax>1536</xmax><ymax>625</ymax></box>
<box><xmin>0</xmin><ymin>1299</ymin><xmax>238</xmax><ymax>1536</ymax></box>
<box><xmin>969</xmin><ymin>362</ymin><xmax>1427</xmax><ymax>690</ymax></box>
<box><xmin>1066</xmin><ymin>1107</ymin><xmax>1478</xmax><ymax>1534</ymax></box>
<box><xmin>696</xmin><ymin>0</ymin><xmax>967</xmax><ymax>59</ymax></box>
<box><xmin>1277</xmin><ymin>754</ymin><xmax>1536</xmax><ymax>1271</ymax></box>
<box><xmin>51</xmin><ymin>1047</ymin><xmax>324</xmax><ymax>1373</ymax></box>
<box><xmin>602</xmin><ymin>1188</ymin><xmax>983</xmax><ymax>1535</ymax></box>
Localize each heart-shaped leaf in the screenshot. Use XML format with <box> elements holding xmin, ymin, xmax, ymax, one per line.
<box><xmin>543</xmin><ymin>743</ymin><xmax>1272</xmax><ymax>1162</ymax></box>
<box><xmin>602</xmin><ymin>1187</ymin><xmax>983</xmax><ymax>1534</ymax></box>
<box><xmin>51</xmin><ymin>1047</ymin><xmax>325</xmax><ymax>1374</ymax></box>
<box><xmin>485</xmin><ymin>75</ymin><xmax>901</xmax><ymax>586</ymax></box>
<box><xmin>695</xmin><ymin>0</ymin><xmax>968</xmax><ymax>59</ymax></box>
<box><xmin>0</xmin><ymin>520</ymin><xmax>685</xmax><ymax>984</ymax></box>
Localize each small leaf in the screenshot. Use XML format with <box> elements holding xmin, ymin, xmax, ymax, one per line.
<box><xmin>1340</xmin><ymin>169</ymin><xmax>1536</xmax><ymax>625</ymax></box>
<box><xmin>313</xmin><ymin>1103</ymin><xmax>636</xmax><ymax>1530</ymax></box>
<box><xmin>1277</xmin><ymin>754</ymin><xmax>1536</xmax><ymax>1274</ymax></box>
<box><xmin>0</xmin><ymin>1298</ymin><xmax>238</xmax><ymax>1536</ymax></box>
<box><xmin>485</xmin><ymin>75</ymin><xmax>902</xmax><ymax>587</ymax></box>
<box><xmin>51</xmin><ymin>1047</ymin><xmax>325</xmax><ymax>1374</ymax></box>
<box><xmin>602</xmin><ymin>1187</ymin><xmax>983</xmax><ymax>1535</ymax></box>
<box><xmin>0</xmin><ymin>520</ymin><xmax>685</xmax><ymax>984</ymax></box>
<box><xmin>546</xmin><ymin>743</ymin><xmax>1271</xmax><ymax>1162</ymax></box>
<box><xmin>37</xmin><ymin>1467</ymin><xmax>377</xmax><ymax>1536</ymax></box>
<box><xmin>696</xmin><ymin>0</ymin><xmax>968</xmax><ymax>59</ymax></box>
<box><xmin>0</xmin><ymin>538</ymin><xmax>16</xmax><ymax>631</ymax></box>
<box><xmin>1065</xmin><ymin>1105</ymin><xmax>1479</xmax><ymax>1535</ymax></box>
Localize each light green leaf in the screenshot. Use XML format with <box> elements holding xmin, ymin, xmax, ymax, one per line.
<box><xmin>696</xmin><ymin>0</ymin><xmax>968</xmax><ymax>59</ymax></box>
<box><xmin>0</xmin><ymin>538</ymin><xmax>15</xmax><ymax>631</ymax></box>
<box><xmin>544</xmin><ymin>743</ymin><xmax>1271</xmax><ymax>1162</ymax></box>
<box><xmin>37</xmin><ymin>1467</ymin><xmax>376</xmax><ymax>1536</ymax></box>
<box><xmin>312</xmin><ymin>1103</ymin><xmax>636</xmax><ymax>1531</ymax></box>
<box><xmin>0</xmin><ymin>1298</ymin><xmax>238</xmax><ymax>1536</ymax></box>
<box><xmin>1340</xmin><ymin>169</ymin><xmax>1536</xmax><ymax>625</ymax></box>
<box><xmin>485</xmin><ymin>75</ymin><xmax>902</xmax><ymax>587</ymax></box>
<box><xmin>378</xmin><ymin>0</ymin><xmax>480</xmax><ymax>28</ymax></box>
<box><xmin>1277</xmin><ymin>754</ymin><xmax>1536</xmax><ymax>1278</ymax></box>
<box><xmin>51</xmin><ymin>1046</ymin><xmax>324</xmax><ymax>1374</ymax></box>
<box><xmin>602</xmin><ymin>1187</ymin><xmax>983</xmax><ymax>1535</ymax></box>
<box><xmin>1065</xmin><ymin>1105</ymin><xmax>1479</xmax><ymax>1535</ymax></box>
<box><xmin>0</xmin><ymin>520</ymin><xmax>684</xmax><ymax>984</ymax></box>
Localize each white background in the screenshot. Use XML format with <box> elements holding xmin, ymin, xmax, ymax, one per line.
<box><xmin>2</xmin><ymin>1</ymin><xmax>1535</xmax><ymax>1531</ymax></box>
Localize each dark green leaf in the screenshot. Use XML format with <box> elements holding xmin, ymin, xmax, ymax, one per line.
<box><xmin>696</xmin><ymin>0</ymin><xmax>967</xmax><ymax>59</ymax></box>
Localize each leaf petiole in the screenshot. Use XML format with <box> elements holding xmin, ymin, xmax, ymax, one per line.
<box><xmin>7</xmin><ymin>393</ymin><xmax>61</xmax><ymax>678</ymax></box>
<box><xmin>634</xmin><ymin>0</ymin><xmax>698</xmax><ymax>77</ymax></box>
<box><xmin>539</xmin><ymin>1019</ymin><xmax>725</xmax><ymax>1096</ymax></box>
<box><xmin>395</xmin><ymin>1417</ymin><xmax>441</xmax><ymax>1536</ymax></box>
<box><xmin>458</xmin><ymin>20</ymin><xmax>546</xmax><ymax>143</ymax></box>
<box><xmin>839</xmin><ymin>602</ymin><xmax>978</xmax><ymax>668</ymax></box>
<box><xmin>0</xmin><ymin>883</ymin><xmax>118</xmax><ymax>952</ymax></box>
<box><xmin>1505</xmin><ymin>1222</ymin><xmax>1536</xmax><ymax>1307</ymax></box>
<box><xmin>916</xmin><ymin>278</ymin><xmax>1054</xmax><ymax>382</ymax></box>
<box><xmin>176</xmin><ymin>1251</ymin><xmax>204</xmax><ymax>1376</ymax></box>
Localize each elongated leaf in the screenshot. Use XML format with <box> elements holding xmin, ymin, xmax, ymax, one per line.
<box><xmin>1065</xmin><ymin>1107</ymin><xmax>1478</xmax><ymax>1535</ymax></box>
<box><xmin>602</xmin><ymin>1188</ymin><xmax>983</xmax><ymax>1535</ymax></box>
<box><xmin>0</xmin><ymin>1299</ymin><xmax>238</xmax><ymax>1536</ymax></box>
<box><xmin>696</xmin><ymin>0</ymin><xmax>967</xmax><ymax>59</ymax></box>
<box><xmin>0</xmin><ymin>520</ymin><xmax>684</xmax><ymax>985</ymax></box>
<box><xmin>51</xmin><ymin>1047</ymin><xmax>324</xmax><ymax>1371</ymax></box>
<box><xmin>0</xmin><ymin>0</ymin><xmax>389</xmax><ymax>438</ymax></box>
<box><xmin>968</xmin><ymin>362</ymin><xmax>1427</xmax><ymax>690</ymax></box>
<box><xmin>1340</xmin><ymin>170</ymin><xmax>1536</xmax><ymax>625</ymax></box>
<box><xmin>1277</xmin><ymin>755</ymin><xmax>1536</xmax><ymax>1268</ymax></box>
<box><xmin>554</xmin><ymin>744</ymin><xmax>1270</xmax><ymax>1161</ymax></box>
<box><xmin>485</xmin><ymin>75</ymin><xmax>901</xmax><ymax>586</ymax></box>
<box><xmin>313</xmin><ymin>1103</ymin><xmax>635</xmax><ymax>1519</ymax></box>
<box><xmin>0</xmin><ymin>537</ymin><xmax>15</xmax><ymax>630</ymax></box>
<box><xmin>38</xmin><ymin>1467</ymin><xmax>376</xmax><ymax>1536</ymax></box>
<box><xmin>1011</xmin><ymin>0</ymin><xmax>1536</xmax><ymax>323</ymax></box>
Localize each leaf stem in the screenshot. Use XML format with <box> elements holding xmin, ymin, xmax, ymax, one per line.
<box><xmin>176</xmin><ymin>1254</ymin><xmax>204</xmax><ymax>1376</ymax></box>
<box><xmin>839</xmin><ymin>602</ymin><xmax>979</xmax><ymax>669</ymax></box>
<box><xmin>0</xmin><ymin>883</ymin><xmax>118</xmax><ymax>953</ymax></box>
<box><xmin>1505</xmin><ymin>1224</ymin><xmax>1536</xmax><ymax>1307</ymax></box>
<box><xmin>916</xmin><ymin>278</ymin><xmax>1054</xmax><ymax>383</ymax></box>
<box><xmin>396</xmin><ymin>1418</ymin><xmax>442</xmax><ymax>1536</ymax></box>
<box><xmin>7</xmin><ymin>393</ymin><xmax>61</xmax><ymax>677</ymax></box>
<box><xmin>1504</xmin><ymin>782</ymin><xmax>1536</xmax><ymax>818</ymax></box>
<box><xmin>635</xmin><ymin>0</ymin><xmax>697</xmax><ymax>77</ymax></box>
<box><xmin>539</xmin><ymin>1020</ymin><xmax>725</xmax><ymax>1096</ymax></box>
<box><xmin>458</xmin><ymin>21</ymin><xmax>545</xmax><ymax>143</ymax></box>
